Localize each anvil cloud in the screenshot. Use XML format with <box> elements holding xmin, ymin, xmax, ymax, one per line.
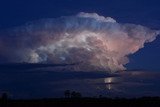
<box><xmin>0</xmin><ymin>12</ymin><xmax>159</xmax><ymax>72</ymax></box>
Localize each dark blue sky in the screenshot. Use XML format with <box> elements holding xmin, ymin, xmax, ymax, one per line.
<box><xmin>0</xmin><ymin>0</ymin><xmax>160</xmax><ymax>71</ymax></box>
<box><xmin>0</xmin><ymin>0</ymin><xmax>160</xmax><ymax>29</ymax></box>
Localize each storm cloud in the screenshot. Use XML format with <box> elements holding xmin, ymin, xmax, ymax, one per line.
<box><xmin>0</xmin><ymin>12</ymin><xmax>159</xmax><ymax>72</ymax></box>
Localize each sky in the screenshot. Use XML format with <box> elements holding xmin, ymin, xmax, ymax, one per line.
<box><xmin>0</xmin><ymin>0</ymin><xmax>160</xmax><ymax>98</ymax></box>
<box><xmin>1</xmin><ymin>69</ymin><xmax>160</xmax><ymax>99</ymax></box>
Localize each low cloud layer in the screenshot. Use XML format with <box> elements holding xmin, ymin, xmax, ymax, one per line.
<box><xmin>0</xmin><ymin>12</ymin><xmax>159</xmax><ymax>72</ymax></box>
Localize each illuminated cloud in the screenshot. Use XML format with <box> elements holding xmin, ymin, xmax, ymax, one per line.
<box><xmin>0</xmin><ymin>12</ymin><xmax>159</xmax><ymax>72</ymax></box>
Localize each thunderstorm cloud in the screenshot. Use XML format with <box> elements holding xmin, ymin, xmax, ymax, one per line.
<box><xmin>0</xmin><ymin>12</ymin><xmax>159</xmax><ymax>72</ymax></box>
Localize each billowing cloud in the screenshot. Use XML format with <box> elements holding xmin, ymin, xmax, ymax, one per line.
<box><xmin>0</xmin><ymin>12</ymin><xmax>159</xmax><ymax>72</ymax></box>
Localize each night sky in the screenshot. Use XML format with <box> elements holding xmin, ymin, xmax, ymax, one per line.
<box><xmin>0</xmin><ymin>0</ymin><xmax>160</xmax><ymax>98</ymax></box>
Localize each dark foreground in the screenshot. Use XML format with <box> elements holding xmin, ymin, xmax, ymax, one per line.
<box><xmin>0</xmin><ymin>97</ymin><xmax>160</xmax><ymax>107</ymax></box>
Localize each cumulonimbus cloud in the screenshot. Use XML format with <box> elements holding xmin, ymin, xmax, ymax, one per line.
<box><xmin>0</xmin><ymin>12</ymin><xmax>159</xmax><ymax>72</ymax></box>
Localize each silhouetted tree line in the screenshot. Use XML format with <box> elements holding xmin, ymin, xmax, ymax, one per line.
<box><xmin>0</xmin><ymin>93</ymin><xmax>8</xmax><ymax>107</ymax></box>
<box><xmin>1</xmin><ymin>91</ymin><xmax>160</xmax><ymax>107</ymax></box>
<box><xmin>64</xmin><ymin>90</ymin><xmax>82</xmax><ymax>98</ymax></box>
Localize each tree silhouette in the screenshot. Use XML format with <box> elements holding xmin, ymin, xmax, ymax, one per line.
<box><xmin>71</xmin><ymin>91</ymin><xmax>76</xmax><ymax>98</ymax></box>
<box><xmin>1</xmin><ymin>93</ymin><xmax>8</xmax><ymax>100</ymax></box>
<box><xmin>64</xmin><ymin>90</ymin><xmax>82</xmax><ymax>98</ymax></box>
<box><xmin>71</xmin><ymin>91</ymin><xmax>82</xmax><ymax>98</ymax></box>
<box><xmin>75</xmin><ymin>92</ymin><xmax>82</xmax><ymax>98</ymax></box>
<box><xmin>1</xmin><ymin>93</ymin><xmax>8</xmax><ymax>107</ymax></box>
<box><xmin>99</xmin><ymin>95</ymin><xmax>102</xmax><ymax>98</ymax></box>
<box><xmin>64</xmin><ymin>90</ymin><xmax>70</xmax><ymax>98</ymax></box>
